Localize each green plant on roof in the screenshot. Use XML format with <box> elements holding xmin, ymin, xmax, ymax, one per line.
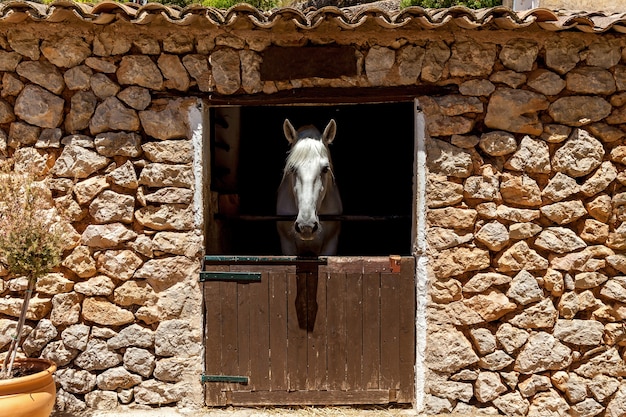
<box><xmin>400</xmin><ymin>0</ymin><xmax>502</xmax><ymax>8</ymax></box>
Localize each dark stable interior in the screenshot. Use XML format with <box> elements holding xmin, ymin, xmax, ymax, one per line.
<box><xmin>211</xmin><ymin>102</ymin><xmax>415</xmax><ymax>256</ymax></box>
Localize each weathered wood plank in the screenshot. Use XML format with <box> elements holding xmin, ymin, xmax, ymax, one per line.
<box><xmin>307</xmin><ymin>271</ymin><xmax>328</xmax><ymax>391</ymax></box>
<box><xmin>249</xmin><ymin>272</ymin><xmax>270</xmax><ymax>391</ymax></box>
<box><xmin>269</xmin><ymin>271</ymin><xmax>288</xmax><ymax>392</ymax></box>
<box><xmin>326</xmin><ymin>272</ymin><xmax>347</xmax><ymax>390</ymax></box>
<box><xmin>203</xmin><ymin>280</ymin><xmax>224</xmax><ymax>406</ymax></box>
<box><xmin>346</xmin><ymin>272</ymin><xmax>364</xmax><ymax>391</ymax></box>
<box><xmin>380</xmin><ymin>270</ymin><xmax>400</xmax><ymax>391</ymax></box>
<box><xmin>221</xmin><ymin>280</ymin><xmax>241</xmax><ymax>397</ymax></box>
<box><xmin>362</xmin><ymin>272</ymin><xmax>380</xmax><ymax>390</ymax></box>
<box><xmin>228</xmin><ymin>390</ymin><xmax>392</xmax><ymax>406</ymax></box>
<box><xmin>287</xmin><ymin>270</ymin><xmax>308</xmax><ymax>391</ymax></box>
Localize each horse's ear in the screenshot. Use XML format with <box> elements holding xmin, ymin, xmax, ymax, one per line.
<box><xmin>283</xmin><ymin>119</ymin><xmax>298</xmax><ymax>144</ymax></box>
<box><xmin>322</xmin><ymin>119</ymin><xmax>337</xmax><ymax>144</ymax></box>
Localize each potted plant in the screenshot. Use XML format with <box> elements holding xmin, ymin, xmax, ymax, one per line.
<box><xmin>0</xmin><ymin>162</ymin><xmax>65</xmax><ymax>417</ymax></box>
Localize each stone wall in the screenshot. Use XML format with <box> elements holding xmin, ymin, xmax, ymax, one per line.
<box><xmin>419</xmin><ymin>35</ymin><xmax>626</xmax><ymax>416</ymax></box>
<box><xmin>0</xmin><ymin>11</ymin><xmax>626</xmax><ymax>416</ymax></box>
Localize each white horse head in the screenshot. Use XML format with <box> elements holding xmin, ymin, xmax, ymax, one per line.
<box><xmin>276</xmin><ymin>119</ymin><xmax>342</xmax><ymax>256</ymax></box>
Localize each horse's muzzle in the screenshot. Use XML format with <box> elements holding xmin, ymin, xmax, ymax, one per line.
<box><xmin>295</xmin><ymin>222</ymin><xmax>319</xmax><ymax>240</ymax></box>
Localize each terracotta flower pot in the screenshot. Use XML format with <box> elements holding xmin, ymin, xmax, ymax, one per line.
<box><xmin>0</xmin><ymin>358</ymin><xmax>57</xmax><ymax>417</ymax></box>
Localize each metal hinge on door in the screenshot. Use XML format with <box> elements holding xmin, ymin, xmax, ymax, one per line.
<box><xmin>201</xmin><ymin>374</ymin><xmax>249</xmax><ymax>384</ymax></box>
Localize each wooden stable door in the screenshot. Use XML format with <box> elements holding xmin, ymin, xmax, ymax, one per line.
<box><xmin>202</xmin><ymin>256</ymin><xmax>416</xmax><ymax>406</ymax></box>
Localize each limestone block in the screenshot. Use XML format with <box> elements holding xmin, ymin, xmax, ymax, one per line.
<box><xmin>84</xmin><ymin>391</ymin><xmax>118</xmax><ymax>410</ymax></box>
<box><xmin>509</xmin><ymin>223</ymin><xmax>542</xmax><ymax>240</ymax></box>
<box><xmin>527</xmin><ymin>69</ymin><xmax>566</xmax><ymax>96</ymax></box>
<box><xmin>89</xmin><ymin>190</ymin><xmax>135</xmax><ymax>224</ymax></box>
<box><xmin>493</xmin><ymin>391</ymin><xmax>530</xmax><ymax>416</ymax></box>
<box><xmin>505</xmin><ymin>136</ymin><xmax>551</xmax><ymax>174</ymax></box>
<box><xmin>464</xmin><ymin>174</ymin><xmax>500</xmax><ymax>201</ymax></box>
<box><xmin>144</xmin><ymin>188</ymin><xmax>193</xmax><ymax>205</ymax></box>
<box><xmin>500</xmin><ymin>39</ymin><xmax>538</xmax><ymax>72</ymax></box>
<box><xmin>474</xmin><ymin>372</ymin><xmax>507</xmax><ymax>403</ymax></box>
<box><xmin>53</xmin><ymin>144</ymin><xmax>109</xmax><ymax>179</ymax></box>
<box><xmin>90</xmin><ymin>73</ymin><xmax>120</xmax><ymax>99</ymax></box>
<box><xmin>94</xmin><ymin>132</ymin><xmax>142</xmax><ymax>157</ymax></box>
<box><xmin>96</xmin><ymin>367</ymin><xmax>142</xmax><ymax>390</ymax></box>
<box><xmin>463</xmin><ymin>272</ymin><xmax>511</xmax><ymax>293</ymax></box>
<box><xmin>155</xmin><ymin>319</ymin><xmax>202</xmax><ymax>357</ymax></box>
<box><xmin>15</xmin><ymin>85</ymin><xmax>64</xmax><ymax>128</ymax></box>
<box><xmin>89</xmin><ymin>97</ymin><xmax>140</xmax><ymax>135</ymax></box>
<box><xmin>475</xmin><ymin>221</ymin><xmax>509</xmax><ymax>252</ymax></box>
<box><xmin>495</xmin><ymin>324</ymin><xmax>529</xmax><ymax>357</ymax></box>
<box><xmin>496</xmin><ymin>205</ymin><xmax>540</xmax><ymax>223</ymax></box>
<box><xmin>134</xmin><ymin>256</ymin><xmax>198</xmax><ymax>291</ymax></box>
<box><xmin>158</xmin><ymin>54</ymin><xmax>190</xmax><ymax>91</ymax></box>
<box><xmin>600</xmin><ymin>276</ymin><xmax>626</xmax><ymax>303</ymax></box>
<box><xmin>16</xmin><ymin>60</ymin><xmax>64</xmax><ymax>94</ymax></box>
<box><xmin>553</xmin><ymin>319</ymin><xmax>603</xmax><ymax>346</ymax></box>
<box><xmin>108</xmin><ymin>324</ymin><xmax>154</xmax><ymax>350</ymax></box>
<box><xmin>540</xmin><ymin>200</ymin><xmax>587</xmax><ymax>225</ymax></box>
<box><xmin>449</xmin><ymin>40</ymin><xmax>496</xmax><ymax>77</ymax></box>
<box><xmin>485</xmin><ymin>88</ymin><xmax>548</xmax><ymax>135</ymax></box>
<box><xmin>581</xmin><ymin>161</ymin><xmax>617</xmax><ymax>196</ymax></box>
<box><xmin>507</xmin><ymin>270</ymin><xmax>543</xmax><ymax>306</ymax></box>
<box><xmin>74</xmin><ymin>338</ymin><xmax>122</xmax><ymax>371</ymax></box>
<box><xmin>56</xmin><ymin>368</ymin><xmax>97</xmax><ymax>394</ymax></box>
<box><xmin>545</xmin><ymin>37</ymin><xmax>585</xmax><ymax>74</ymax></box>
<box><xmin>107</xmin><ymin>161</ymin><xmax>139</xmax><ymax>189</ymax></box>
<box><xmin>134</xmin><ymin>204</ymin><xmax>194</xmax><ymax>232</ymax></box>
<box><xmin>41</xmin><ymin>340</ymin><xmax>78</xmax><ymax>367</ymax></box>
<box><xmin>51</xmin><ymin>292</ymin><xmax>81</xmax><ymax>326</ymax></box>
<box><xmin>210</xmin><ymin>49</ymin><xmax>241</xmax><ymax>94</ymax></box>
<box><xmin>182</xmin><ymin>55</ymin><xmax>212</xmax><ymax>93</ymax></box>
<box><xmin>425</xmin><ymin>326</ymin><xmax>479</xmax><ymax>373</ymax></box>
<box><xmin>117</xmin><ymin>55</ymin><xmax>163</xmax><ymax>89</ymax></box>
<box><xmin>549</xmin><ymin>97</ymin><xmax>611</xmax><ymax>127</ymax></box>
<box><xmin>514</xmin><ymin>332</ymin><xmax>572</xmax><ymax>373</ymax></box>
<box><xmin>427</xmin><ymin>175</ymin><xmax>463</xmax><ymax>208</ymax></box>
<box><xmin>81</xmin><ymin>297</ymin><xmax>135</xmax><ymax>326</ymax></box>
<box><xmin>118</xmin><ymin>86</ymin><xmax>151</xmax><ymax>110</ymax></box>
<box><xmin>81</xmin><ymin>223</ymin><xmax>137</xmax><ymax>249</ymax></box>
<box><xmin>497</xmin><ymin>241</ymin><xmax>548</xmax><ymax>272</ymax></box>
<box><xmin>566</xmin><ymin>67</ymin><xmax>616</xmax><ymax>94</ymax></box>
<box><xmin>508</xmin><ymin>299</ymin><xmax>558</xmax><ymax>329</ymax></box>
<box><xmin>74</xmin><ymin>275</ymin><xmax>115</xmax><ymax>297</ymax></box>
<box><xmin>142</xmin><ymin>140</ymin><xmax>193</xmax><ymax>164</ymax></box>
<box><xmin>489</xmin><ymin>70</ymin><xmax>526</xmax><ymax>89</ymax></box>
<box><xmin>426</xmin><ymin>137</ymin><xmax>473</xmax><ymax>178</ymax></box>
<box><xmin>114</xmin><ymin>280</ymin><xmax>157</xmax><ymax>307</ymax></box>
<box><xmin>427</xmin><ymin>207</ymin><xmax>477</xmax><ymax>229</ymax></box>
<box><xmin>421</xmin><ymin>41</ymin><xmax>450</xmax><ymax>83</ymax></box>
<box><xmin>535</xmin><ymin>227</ymin><xmax>587</xmax><ymax>254</ymax></box>
<box><xmin>22</xmin><ymin>319</ymin><xmax>57</xmax><ymax>356</ymax></box>
<box><xmin>124</xmin><ymin>347</ymin><xmax>156</xmax><ymax>378</ymax></box>
<box><xmin>133</xmin><ymin>380</ymin><xmax>185</xmax><ymax>405</ymax></box>
<box><xmin>426</xmin><ymin>227</ymin><xmax>473</xmax><ymax>251</ymax></box>
<box><xmin>469</xmin><ymin>328</ymin><xmax>496</xmax><ymax>355</ymax></box>
<box><xmin>500</xmin><ymin>173</ymin><xmax>542</xmax><ymax>207</ymax></box>
<box><xmin>61</xmin><ymin>324</ymin><xmax>90</xmax><ymax>351</ymax></box>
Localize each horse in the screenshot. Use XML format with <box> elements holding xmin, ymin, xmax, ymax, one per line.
<box><xmin>276</xmin><ymin>119</ymin><xmax>343</xmax><ymax>256</ymax></box>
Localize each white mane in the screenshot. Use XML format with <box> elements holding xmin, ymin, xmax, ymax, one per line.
<box><xmin>284</xmin><ymin>138</ymin><xmax>330</xmax><ymax>176</ymax></box>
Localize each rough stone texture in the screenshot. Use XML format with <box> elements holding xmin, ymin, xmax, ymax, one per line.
<box><xmin>0</xmin><ymin>19</ymin><xmax>625</xmax><ymax>416</ymax></box>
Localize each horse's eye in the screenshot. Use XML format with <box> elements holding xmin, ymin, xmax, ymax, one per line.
<box><xmin>322</xmin><ymin>166</ymin><xmax>330</xmax><ymax>174</ymax></box>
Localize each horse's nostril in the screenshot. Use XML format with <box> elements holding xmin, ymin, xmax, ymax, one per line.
<box><xmin>294</xmin><ymin>223</ymin><xmax>301</xmax><ymax>234</ymax></box>
<box><xmin>312</xmin><ymin>223</ymin><xmax>319</xmax><ymax>233</ymax></box>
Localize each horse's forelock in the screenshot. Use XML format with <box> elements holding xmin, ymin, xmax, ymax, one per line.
<box><xmin>284</xmin><ymin>138</ymin><xmax>329</xmax><ymax>176</ymax></box>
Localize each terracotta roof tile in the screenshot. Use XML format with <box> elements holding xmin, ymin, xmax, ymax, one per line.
<box><xmin>3</xmin><ymin>0</ymin><xmax>626</xmax><ymax>32</ymax></box>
